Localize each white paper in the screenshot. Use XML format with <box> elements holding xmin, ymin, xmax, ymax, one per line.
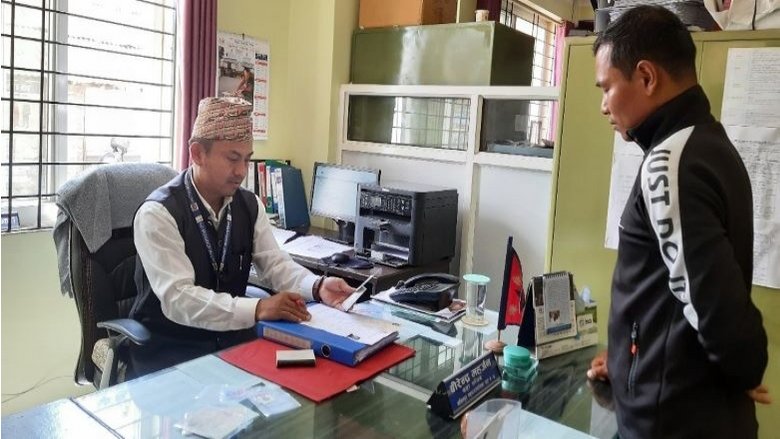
<box><xmin>270</xmin><ymin>226</ymin><xmax>296</xmax><ymax>247</ymax></box>
<box><xmin>216</xmin><ymin>32</ymin><xmax>270</xmax><ymax>140</ymax></box>
<box><xmin>247</xmin><ymin>386</ymin><xmax>301</xmax><ymax>418</ymax></box>
<box><xmin>754</xmin><ymin>220</ymin><xmax>780</xmax><ymax>289</ymax></box>
<box><xmin>722</xmin><ymin>47</ymin><xmax>780</xmax><ymax>289</ymax></box>
<box><xmin>281</xmin><ymin>235</ymin><xmax>351</xmax><ymax>259</ymax></box>
<box><xmin>542</xmin><ymin>273</ymin><xmax>573</xmax><ymax>334</ymax></box>
<box><xmin>725</xmin><ymin>126</ymin><xmax>780</xmax><ymax>221</ymax></box>
<box><xmin>604</xmin><ymin>133</ymin><xmax>645</xmax><ymax>249</ymax></box>
<box><xmin>175</xmin><ymin>355</ymin><xmax>267</xmax><ymax>390</ymax></box>
<box><xmin>724</xmin><ymin>126</ymin><xmax>780</xmax><ymax>288</ymax></box>
<box><xmin>372</xmin><ymin>287</ymin><xmax>466</xmax><ymax>323</ymax></box>
<box><xmin>350</xmin><ymin>300</ymin><xmax>462</xmax><ymax>347</ymax></box>
<box><xmin>721</xmin><ymin>48</ymin><xmax>780</xmax><ymax>128</ymax></box>
<box><xmin>302</xmin><ymin>303</ymin><xmax>398</xmax><ymax>346</ymax></box>
<box><xmin>178</xmin><ymin>404</ymin><xmax>258</xmax><ymax>439</ymax></box>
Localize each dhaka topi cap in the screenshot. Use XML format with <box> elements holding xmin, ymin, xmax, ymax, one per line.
<box><xmin>190</xmin><ymin>96</ymin><xmax>252</xmax><ymax>143</ymax></box>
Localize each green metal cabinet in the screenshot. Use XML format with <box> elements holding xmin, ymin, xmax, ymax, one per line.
<box><xmin>351</xmin><ymin>21</ymin><xmax>535</xmax><ymax>85</ymax></box>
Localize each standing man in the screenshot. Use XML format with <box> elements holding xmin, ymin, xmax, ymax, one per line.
<box><xmin>585</xmin><ymin>6</ymin><xmax>770</xmax><ymax>438</ymax></box>
<box><xmin>131</xmin><ymin>96</ymin><xmax>353</xmax><ymax>375</ymax></box>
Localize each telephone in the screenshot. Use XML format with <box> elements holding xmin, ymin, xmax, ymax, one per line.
<box><xmin>390</xmin><ymin>273</ymin><xmax>459</xmax><ymax>310</ymax></box>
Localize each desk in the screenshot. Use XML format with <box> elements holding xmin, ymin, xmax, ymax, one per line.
<box><xmin>3</xmin><ymin>306</ymin><xmax>617</xmax><ymax>438</ymax></box>
<box><xmin>1</xmin><ymin>398</ymin><xmax>115</xmax><ymax>439</ymax></box>
<box><xmin>282</xmin><ymin>226</ymin><xmax>451</xmax><ymax>296</ymax></box>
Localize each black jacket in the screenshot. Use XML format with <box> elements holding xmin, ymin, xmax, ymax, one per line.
<box><xmin>608</xmin><ymin>85</ymin><xmax>767</xmax><ymax>438</ymax></box>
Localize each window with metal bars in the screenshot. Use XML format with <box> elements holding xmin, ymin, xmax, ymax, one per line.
<box><xmin>390</xmin><ymin>96</ymin><xmax>470</xmax><ymax>150</ymax></box>
<box><xmin>1</xmin><ymin>0</ymin><xmax>176</xmax><ymax>232</ymax></box>
<box><xmin>499</xmin><ymin>0</ymin><xmax>559</xmax><ymax>87</ymax></box>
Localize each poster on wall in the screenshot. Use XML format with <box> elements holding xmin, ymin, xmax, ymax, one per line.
<box><xmin>216</xmin><ymin>31</ymin><xmax>269</xmax><ymax>140</ymax></box>
<box><xmin>604</xmin><ymin>132</ymin><xmax>644</xmax><ymax>250</ymax></box>
<box><xmin>721</xmin><ymin>47</ymin><xmax>780</xmax><ymax>289</ymax></box>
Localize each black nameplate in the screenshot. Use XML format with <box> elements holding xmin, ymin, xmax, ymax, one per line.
<box><xmin>427</xmin><ymin>351</ymin><xmax>501</xmax><ymax>419</ymax></box>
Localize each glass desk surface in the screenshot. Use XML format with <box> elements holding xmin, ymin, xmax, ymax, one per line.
<box><xmin>73</xmin><ymin>302</ymin><xmax>617</xmax><ymax>439</ymax></box>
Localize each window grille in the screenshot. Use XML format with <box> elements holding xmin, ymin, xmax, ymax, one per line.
<box><xmin>1</xmin><ymin>0</ymin><xmax>176</xmax><ymax>232</ymax></box>
<box><xmin>499</xmin><ymin>0</ymin><xmax>559</xmax><ymax>87</ymax></box>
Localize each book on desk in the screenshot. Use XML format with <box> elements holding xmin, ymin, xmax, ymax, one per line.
<box><xmin>256</xmin><ymin>303</ymin><xmax>399</xmax><ymax>367</ymax></box>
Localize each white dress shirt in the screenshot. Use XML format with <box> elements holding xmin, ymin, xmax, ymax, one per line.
<box><xmin>133</xmin><ymin>174</ymin><xmax>317</xmax><ymax>332</ymax></box>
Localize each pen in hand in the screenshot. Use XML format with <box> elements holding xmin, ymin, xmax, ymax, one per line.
<box><xmin>342</xmin><ymin>274</ymin><xmax>376</xmax><ymax>312</ymax></box>
<box><xmin>355</xmin><ymin>274</ymin><xmax>376</xmax><ymax>292</ymax></box>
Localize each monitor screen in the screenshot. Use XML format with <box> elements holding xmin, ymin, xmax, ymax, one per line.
<box><xmin>310</xmin><ymin>162</ymin><xmax>380</xmax><ymax>222</ymax></box>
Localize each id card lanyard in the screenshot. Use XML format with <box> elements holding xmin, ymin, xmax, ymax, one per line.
<box><xmin>184</xmin><ymin>168</ymin><xmax>232</xmax><ymax>289</ymax></box>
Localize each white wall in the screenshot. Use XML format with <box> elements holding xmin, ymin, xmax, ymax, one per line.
<box><xmin>342</xmin><ymin>151</ymin><xmax>553</xmax><ymax>311</ymax></box>
<box><xmin>472</xmin><ymin>165</ymin><xmax>551</xmax><ymax>310</ymax></box>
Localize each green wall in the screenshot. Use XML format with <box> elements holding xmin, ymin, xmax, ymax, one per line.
<box><xmin>1</xmin><ymin>231</ymin><xmax>92</xmax><ymax>414</ymax></box>
<box><xmin>218</xmin><ymin>0</ymin><xmax>358</xmax><ymax>227</ymax></box>
<box><xmin>549</xmin><ymin>31</ymin><xmax>780</xmax><ymax>437</ymax></box>
<box><xmin>217</xmin><ymin>0</ymin><xmax>293</xmax><ymax>159</ymax></box>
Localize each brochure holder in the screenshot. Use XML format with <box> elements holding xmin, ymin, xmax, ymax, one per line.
<box><xmin>517</xmin><ymin>272</ymin><xmax>597</xmax><ymax>359</ymax></box>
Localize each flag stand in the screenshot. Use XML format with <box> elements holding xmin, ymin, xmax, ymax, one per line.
<box><xmin>484</xmin><ymin>330</ymin><xmax>507</xmax><ymax>354</ymax></box>
<box><xmin>490</xmin><ymin>236</ymin><xmax>525</xmax><ymax>356</ymax></box>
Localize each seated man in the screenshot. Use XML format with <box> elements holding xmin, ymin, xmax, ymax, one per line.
<box><xmin>130</xmin><ymin>96</ymin><xmax>353</xmax><ymax>376</ymax></box>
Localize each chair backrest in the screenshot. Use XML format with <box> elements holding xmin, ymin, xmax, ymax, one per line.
<box><xmin>63</xmin><ymin>163</ymin><xmax>177</xmax><ymax>385</ymax></box>
<box><xmin>70</xmin><ymin>225</ymin><xmax>138</xmax><ymax>385</ymax></box>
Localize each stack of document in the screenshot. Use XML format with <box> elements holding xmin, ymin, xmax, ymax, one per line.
<box><xmin>270</xmin><ymin>227</ymin><xmax>352</xmax><ymax>259</ymax></box>
<box><xmin>282</xmin><ymin>235</ymin><xmax>351</xmax><ymax>259</ymax></box>
<box><xmin>256</xmin><ymin>303</ymin><xmax>399</xmax><ymax>366</ymax></box>
<box><xmin>373</xmin><ymin>287</ymin><xmax>466</xmax><ymax>324</ymax></box>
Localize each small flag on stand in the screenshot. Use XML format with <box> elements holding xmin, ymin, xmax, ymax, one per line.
<box><xmin>484</xmin><ymin>236</ymin><xmax>526</xmax><ymax>354</ymax></box>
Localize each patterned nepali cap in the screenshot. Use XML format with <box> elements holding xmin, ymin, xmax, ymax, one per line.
<box><xmin>190</xmin><ymin>97</ymin><xmax>252</xmax><ymax>143</ymax></box>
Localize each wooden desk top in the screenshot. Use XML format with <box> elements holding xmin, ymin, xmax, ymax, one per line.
<box><xmin>291</xmin><ymin>226</ymin><xmax>451</xmax><ymax>294</ymax></box>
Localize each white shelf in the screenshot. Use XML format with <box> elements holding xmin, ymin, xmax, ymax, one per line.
<box><xmin>338</xmin><ymin>84</ymin><xmax>559</xmax><ymax>279</ymax></box>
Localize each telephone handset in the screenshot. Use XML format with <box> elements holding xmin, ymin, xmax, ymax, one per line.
<box><xmin>398</xmin><ymin>272</ymin><xmax>459</xmax><ymax>290</ymax></box>
<box><xmin>391</xmin><ymin>272</ymin><xmax>460</xmax><ymax>309</ymax></box>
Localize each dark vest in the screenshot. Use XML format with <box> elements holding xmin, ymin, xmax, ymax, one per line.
<box><xmin>132</xmin><ymin>171</ymin><xmax>259</xmax><ymax>341</ymax></box>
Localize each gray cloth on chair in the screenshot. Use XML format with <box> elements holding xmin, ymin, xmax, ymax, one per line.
<box><xmin>53</xmin><ymin>163</ymin><xmax>178</xmax><ymax>297</ymax></box>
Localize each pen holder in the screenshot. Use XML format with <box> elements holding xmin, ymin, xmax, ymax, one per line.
<box><xmin>462</xmin><ymin>274</ymin><xmax>490</xmax><ymax>326</ymax></box>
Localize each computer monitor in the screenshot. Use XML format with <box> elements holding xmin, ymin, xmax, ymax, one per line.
<box><xmin>310</xmin><ymin>162</ymin><xmax>380</xmax><ymax>244</ymax></box>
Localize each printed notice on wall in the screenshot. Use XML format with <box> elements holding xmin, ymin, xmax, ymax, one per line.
<box><xmin>722</xmin><ymin>47</ymin><xmax>780</xmax><ymax>288</ymax></box>
<box><xmin>216</xmin><ymin>32</ymin><xmax>270</xmax><ymax>140</ymax></box>
<box><xmin>604</xmin><ymin>132</ymin><xmax>644</xmax><ymax>250</ymax></box>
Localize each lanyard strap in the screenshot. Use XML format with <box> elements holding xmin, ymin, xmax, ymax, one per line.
<box><xmin>184</xmin><ymin>168</ymin><xmax>232</xmax><ymax>276</ymax></box>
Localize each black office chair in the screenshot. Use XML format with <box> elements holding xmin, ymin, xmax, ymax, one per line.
<box><xmin>69</xmin><ymin>223</ymin><xmax>149</xmax><ymax>388</ymax></box>
<box><xmin>56</xmin><ymin>163</ymin><xmax>177</xmax><ymax>389</ymax></box>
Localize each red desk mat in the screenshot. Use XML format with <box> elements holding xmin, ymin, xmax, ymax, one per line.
<box><xmin>218</xmin><ymin>339</ymin><xmax>415</xmax><ymax>403</ymax></box>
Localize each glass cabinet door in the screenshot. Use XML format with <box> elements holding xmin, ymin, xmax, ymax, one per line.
<box><xmin>348</xmin><ymin>95</ymin><xmax>471</xmax><ymax>151</ymax></box>
<box><xmin>479</xmin><ymin>98</ymin><xmax>555</xmax><ymax>158</ymax></box>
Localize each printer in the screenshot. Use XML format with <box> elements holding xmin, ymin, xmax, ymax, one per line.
<box><xmin>354</xmin><ymin>182</ymin><xmax>458</xmax><ymax>267</ymax></box>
